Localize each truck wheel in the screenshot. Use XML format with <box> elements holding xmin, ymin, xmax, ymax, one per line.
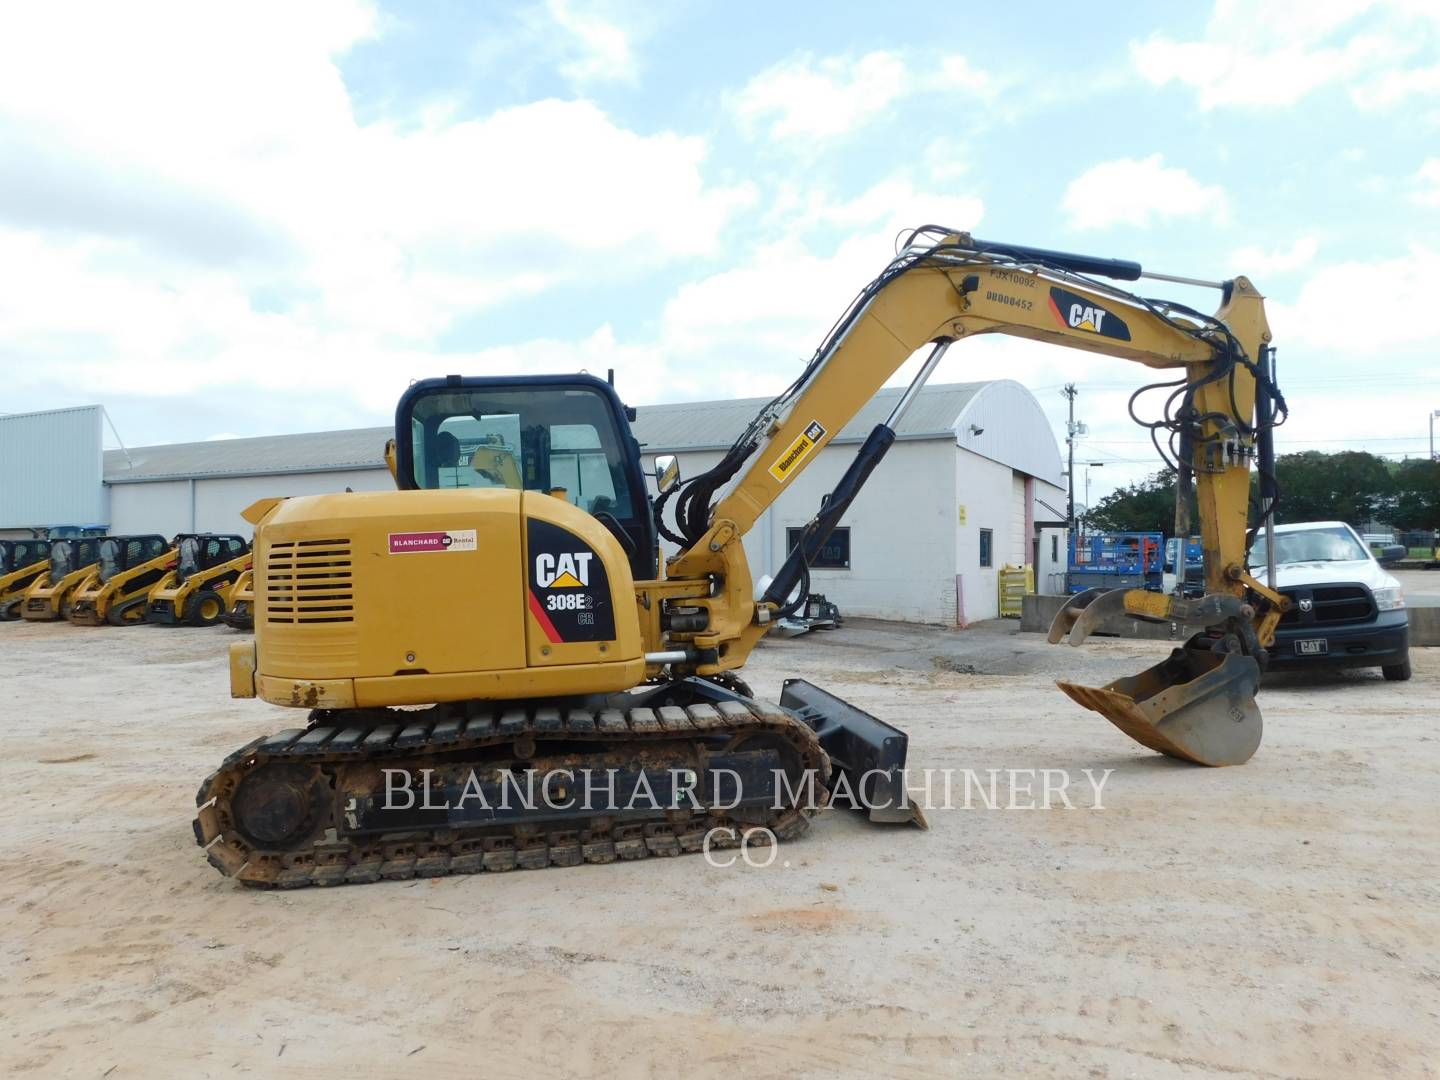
<box><xmin>1382</xmin><ymin>658</ymin><xmax>1412</xmax><ymax>682</ymax></box>
<box><xmin>186</xmin><ymin>590</ymin><xmax>226</xmax><ymax>627</ymax></box>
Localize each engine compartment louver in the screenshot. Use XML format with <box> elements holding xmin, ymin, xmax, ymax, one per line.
<box><xmin>265</xmin><ymin>538</ymin><xmax>354</xmax><ymax>624</ymax></box>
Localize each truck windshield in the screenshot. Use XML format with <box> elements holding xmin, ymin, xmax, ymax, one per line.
<box><xmin>407</xmin><ymin>387</ymin><xmax>636</xmax><ymax>520</ymax></box>
<box><xmin>1249</xmin><ymin>526</ymin><xmax>1369</xmax><ymax>567</ymax></box>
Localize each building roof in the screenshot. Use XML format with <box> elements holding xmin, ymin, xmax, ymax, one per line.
<box><xmin>105</xmin><ymin>426</ymin><xmax>392</xmax><ymax>483</ymax></box>
<box><xmin>103</xmin><ymin>380</ymin><xmax>1061</xmax><ymax>485</ymax></box>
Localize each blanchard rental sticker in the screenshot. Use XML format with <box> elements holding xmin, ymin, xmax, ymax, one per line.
<box><xmin>767</xmin><ymin>420</ymin><xmax>826</xmax><ymax>483</ymax></box>
<box><xmin>388</xmin><ymin>529</ymin><xmax>477</xmax><ymax>554</ymax></box>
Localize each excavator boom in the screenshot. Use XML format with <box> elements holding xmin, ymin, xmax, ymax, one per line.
<box><xmin>655</xmin><ymin>229</ymin><xmax>1285</xmax><ymax>765</ymax></box>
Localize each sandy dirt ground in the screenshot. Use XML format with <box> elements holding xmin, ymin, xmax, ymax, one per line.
<box><xmin>1</xmin><ymin>617</ymin><xmax>1437</xmax><ymax>1079</ymax></box>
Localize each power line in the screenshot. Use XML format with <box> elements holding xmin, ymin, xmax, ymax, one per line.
<box><xmin>1086</xmin><ymin>435</ymin><xmax>1432</xmax><ymax>446</ymax></box>
<box><xmin>1031</xmin><ymin>372</ymin><xmax>1440</xmax><ymax>392</ymax></box>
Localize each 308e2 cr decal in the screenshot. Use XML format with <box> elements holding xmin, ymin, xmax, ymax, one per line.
<box><xmin>525</xmin><ymin>519</ymin><xmax>614</xmax><ymax>643</ymax></box>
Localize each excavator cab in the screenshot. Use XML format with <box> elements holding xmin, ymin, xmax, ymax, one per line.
<box><xmin>396</xmin><ymin>375</ymin><xmax>658</xmax><ymax>581</ymax></box>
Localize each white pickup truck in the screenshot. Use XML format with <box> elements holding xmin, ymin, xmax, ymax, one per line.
<box><xmin>1249</xmin><ymin>521</ymin><xmax>1410</xmax><ymax>680</ymax></box>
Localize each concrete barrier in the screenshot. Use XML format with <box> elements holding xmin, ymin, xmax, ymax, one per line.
<box><xmin>1410</xmin><ymin>605</ymin><xmax>1440</xmax><ymax>646</ymax></box>
<box><xmin>1020</xmin><ymin>593</ymin><xmax>1186</xmax><ymax>641</ymax></box>
<box><xmin>1020</xmin><ymin>592</ymin><xmax>1440</xmax><ymax>646</ymax></box>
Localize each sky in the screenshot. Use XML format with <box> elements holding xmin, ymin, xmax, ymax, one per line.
<box><xmin>2</xmin><ymin>0</ymin><xmax>1438</xmax><ymax>506</ymax></box>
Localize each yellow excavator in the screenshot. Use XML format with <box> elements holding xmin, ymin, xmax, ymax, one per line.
<box><xmin>0</xmin><ymin>539</ymin><xmax>52</xmax><ymax>621</ymax></box>
<box><xmin>197</xmin><ymin>229</ymin><xmax>1287</xmax><ymax>888</ymax></box>
<box><xmin>68</xmin><ymin>534</ymin><xmax>172</xmax><ymax>626</ymax></box>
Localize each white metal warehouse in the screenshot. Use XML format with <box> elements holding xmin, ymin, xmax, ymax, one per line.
<box><xmin>6</xmin><ymin>381</ymin><xmax>1066</xmax><ymax>623</ymax></box>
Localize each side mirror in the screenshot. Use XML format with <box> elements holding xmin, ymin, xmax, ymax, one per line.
<box><xmin>1378</xmin><ymin>544</ymin><xmax>1406</xmax><ymax>565</ymax></box>
<box><xmin>654</xmin><ymin>454</ymin><xmax>681</xmax><ymax>493</ymax></box>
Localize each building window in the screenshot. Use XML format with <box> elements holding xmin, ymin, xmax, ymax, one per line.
<box><xmin>979</xmin><ymin>528</ymin><xmax>993</xmax><ymax>568</ymax></box>
<box><xmin>1051</xmin><ymin>534</ymin><xmax>1059</xmax><ymax>563</ymax></box>
<box><xmin>786</xmin><ymin>527</ymin><xmax>850</xmax><ymax>569</ymax></box>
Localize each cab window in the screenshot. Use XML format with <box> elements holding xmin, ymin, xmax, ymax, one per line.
<box><xmin>408</xmin><ymin>388</ymin><xmax>635</xmax><ymax>520</ymax></box>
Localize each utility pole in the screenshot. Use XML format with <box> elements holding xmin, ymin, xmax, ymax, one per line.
<box><xmin>1062</xmin><ymin>385</ymin><xmax>1081</xmax><ymax>537</ymax></box>
<box><xmin>1083</xmin><ymin>461</ymin><xmax>1106</xmax><ymax>520</ymax></box>
<box><xmin>1431</xmin><ymin>409</ymin><xmax>1440</xmax><ymax>460</ymax></box>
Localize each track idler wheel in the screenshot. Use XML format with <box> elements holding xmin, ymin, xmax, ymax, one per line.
<box><xmin>230</xmin><ymin>762</ymin><xmax>330</xmax><ymax>851</ymax></box>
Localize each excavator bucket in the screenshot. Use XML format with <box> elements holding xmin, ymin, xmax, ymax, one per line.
<box><xmin>1049</xmin><ymin>591</ymin><xmax>1262</xmax><ymax>767</ymax></box>
<box><xmin>1057</xmin><ymin>644</ymin><xmax>1261</xmax><ymax>766</ymax></box>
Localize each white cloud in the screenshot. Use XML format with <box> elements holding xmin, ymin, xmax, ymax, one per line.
<box><xmin>1131</xmin><ymin>0</ymin><xmax>1440</xmax><ymax>111</ymax></box>
<box><xmin>1412</xmin><ymin>159</ymin><xmax>1440</xmax><ymax>206</ymax></box>
<box><xmin>0</xmin><ymin>1</ymin><xmax>752</xmax><ymax>419</ymax></box>
<box><xmin>1062</xmin><ymin>155</ymin><xmax>1229</xmax><ymax>230</ymax></box>
<box><xmin>421</xmin><ymin>180</ymin><xmax>986</xmax><ymax>412</ymax></box>
<box><xmin>923</xmin><ymin>136</ymin><xmax>972</xmax><ymax>183</ymax></box>
<box><xmin>730</xmin><ymin>50</ymin><xmax>993</xmax><ymax>144</ymax></box>
<box><xmin>1229</xmin><ymin>235</ymin><xmax>1320</xmax><ymax>276</ymax></box>
<box><xmin>1267</xmin><ymin>244</ymin><xmax>1440</xmax><ymax>351</ymax></box>
<box><xmin>546</xmin><ymin>0</ymin><xmax>637</xmax><ymax>86</ymax></box>
<box><xmin>1350</xmin><ymin>61</ymin><xmax>1440</xmax><ymax>108</ymax></box>
<box><xmin>731</xmin><ymin>51</ymin><xmax>910</xmax><ymax>142</ymax></box>
<box><xmin>768</xmin><ymin>176</ymin><xmax>983</xmax><ymax>239</ymax></box>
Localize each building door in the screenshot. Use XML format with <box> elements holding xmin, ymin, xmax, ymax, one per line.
<box><xmin>1009</xmin><ymin>473</ymin><xmax>1027</xmax><ymax>565</ymax></box>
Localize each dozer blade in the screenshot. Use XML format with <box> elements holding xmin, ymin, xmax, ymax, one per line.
<box><xmin>779</xmin><ymin>678</ymin><xmax>927</xmax><ymax>827</ymax></box>
<box><xmin>1057</xmin><ymin>639</ymin><xmax>1261</xmax><ymax>767</ymax></box>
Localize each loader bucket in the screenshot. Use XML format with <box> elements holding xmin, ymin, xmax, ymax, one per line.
<box><xmin>1056</xmin><ymin>641</ymin><xmax>1261</xmax><ymax>767</ymax></box>
<box><xmin>779</xmin><ymin>678</ymin><xmax>927</xmax><ymax>826</ymax></box>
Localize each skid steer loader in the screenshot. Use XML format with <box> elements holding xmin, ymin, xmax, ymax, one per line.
<box><xmin>0</xmin><ymin>539</ymin><xmax>52</xmax><ymax>621</ymax></box>
<box><xmin>22</xmin><ymin>537</ymin><xmax>108</xmax><ymax>621</ymax></box>
<box><xmin>221</xmin><ymin>567</ymin><xmax>255</xmax><ymax>630</ymax></box>
<box><xmin>69</xmin><ymin>534</ymin><xmax>172</xmax><ymax>626</ymax></box>
<box><xmin>198</xmin><ymin>229</ymin><xmax>1286</xmax><ymax>888</ymax></box>
<box><xmin>147</xmin><ymin>534</ymin><xmax>251</xmax><ymax>626</ymax></box>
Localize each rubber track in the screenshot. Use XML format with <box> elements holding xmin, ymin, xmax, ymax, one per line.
<box><xmin>194</xmin><ymin>700</ymin><xmax>829</xmax><ymax>889</ymax></box>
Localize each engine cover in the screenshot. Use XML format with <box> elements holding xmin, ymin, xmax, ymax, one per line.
<box><xmin>236</xmin><ymin>489</ymin><xmax>644</xmax><ymax>709</ymax></box>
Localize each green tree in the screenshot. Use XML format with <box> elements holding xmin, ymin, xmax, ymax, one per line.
<box><xmin>1392</xmin><ymin>458</ymin><xmax>1440</xmax><ymax>530</ymax></box>
<box><xmin>1085</xmin><ymin>469</ymin><xmax>1184</xmax><ymax>534</ymax></box>
<box><xmin>1273</xmin><ymin>450</ymin><xmax>1392</xmax><ymax>525</ymax></box>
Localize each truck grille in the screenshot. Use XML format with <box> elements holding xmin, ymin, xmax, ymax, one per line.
<box><xmin>1278</xmin><ymin>583</ymin><xmax>1374</xmax><ymax>627</ymax></box>
<box><xmin>265</xmin><ymin>538</ymin><xmax>354</xmax><ymax>624</ymax></box>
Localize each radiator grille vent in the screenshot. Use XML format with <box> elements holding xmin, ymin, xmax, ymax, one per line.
<box><xmin>265</xmin><ymin>538</ymin><xmax>354</xmax><ymax>624</ymax></box>
<box><xmin>1278</xmin><ymin>583</ymin><xmax>1375</xmax><ymax>627</ymax></box>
